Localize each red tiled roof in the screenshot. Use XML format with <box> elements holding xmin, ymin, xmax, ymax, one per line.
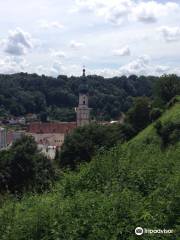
<box><xmin>27</xmin><ymin>122</ymin><xmax>77</xmax><ymax>134</ymax></box>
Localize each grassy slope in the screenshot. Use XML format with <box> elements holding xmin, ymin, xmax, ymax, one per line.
<box><xmin>0</xmin><ymin>103</ymin><xmax>180</xmax><ymax>240</ymax></box>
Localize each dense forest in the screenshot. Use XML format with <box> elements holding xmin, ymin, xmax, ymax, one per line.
<box><xmin>0</xmin><ymin>73</ymin><xmax>157</xmax><ymax>121</ymax></box>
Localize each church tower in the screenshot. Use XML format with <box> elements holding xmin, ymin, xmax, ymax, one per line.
<box><xmin>76</xmin><ymin>67</ymin><xmax>90</xmax><ymax>127</ymax></box>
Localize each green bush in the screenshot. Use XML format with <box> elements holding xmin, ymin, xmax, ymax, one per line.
<box><xmin>154</xmin><ymin>120</ymin><xmax>180</xmax><ymax>147</ymax></box>
<box><xmin>167</xmin><ymin>95</ymin><xmax>180</xmax><ymax>108</ymax></box>
<box><xmin>150</xmin><ymin>108</ymin><xmax>163</xmax><ymax>121</ymax></box>
<box><xmin>127</xmin><ymin>97</ymin><xmax>151</xmax><ymax>132</ymax></box>
<box><xmin>59</xmin><ymin>123</ymin><xmax>136</xmax><ymax>169</ymax></box>
<box><xmin>155</xmin><ymin>74</ymin><xmax>180</xmax><ymax>104</ymax></box>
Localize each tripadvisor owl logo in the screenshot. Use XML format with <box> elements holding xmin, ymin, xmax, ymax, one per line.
<box><xmin>135</xmin><ymin>227</ymin><xmax>144</xmax><ymax>235</ymax></box>
<box><xmin>135</xmin><ymin>227</ymin><xmax>174</xmax><ymax>235</ymax></box>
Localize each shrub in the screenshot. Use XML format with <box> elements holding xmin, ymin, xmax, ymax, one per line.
<box><xmin>167</xmin><ymin>95</ymin><xmax>180</xmax><ymax>108</ymax></box>
<box><xmin>150</xmin><ymin>108</ymin><xmax>163</xmax><ymax>121</ymax></box>
<box><xmin>127</xmin><ymin>97</ymin><xmax>151</xmax><ymax>132</ymax></box>
<box><xmin>59</xmin><ymin>123</ymin><xmax>136</xmax><ymax>169</ymax></box>
<box><xmin>155</xmin><ymin>74</ymin><xmax>180</xmax><ymax>104</ymax></box>
<box><xmin>154</xmin><ymin>120</ymin><xmax>180</xmax><ymax>147</ymax></box>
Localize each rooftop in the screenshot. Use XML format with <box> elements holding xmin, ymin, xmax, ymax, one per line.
<box><xmin>27</xmin><ymin>122</ymin><xmax>77</xmax><ymax>134</ymax></box>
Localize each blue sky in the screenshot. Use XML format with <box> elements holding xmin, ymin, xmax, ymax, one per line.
<box><xmin>0</xmin><ymin>0</ymin><xmax>180</xmax><ymax>77</ymax></box>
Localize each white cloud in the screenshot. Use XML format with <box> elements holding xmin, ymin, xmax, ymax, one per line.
<box><xmin>39</xmin><ymin>20</ymin><xmax>64</xmax><ymax>29</ymax></box>
<box><xmin>36</xmin><ymin>65</ymin><xmax>46</xmax><ymax>75</ymax></box>
<box><xmin>0</xmin><ymin>56</ymin><xmax>28</xmax><ymax>74</ymax></box>
<box><xmin>74</xmin><ymin>0</ymin><xmax>132</xmax><ymax>25</ymax></box>
<box><xmin>82</xmin><ymin>55</ymin><xmax>90</xmax><ymax>61</ymax></box>
<box><xmin>102</xmin><ymin>1</ymin><xmax>132</xmax><ymax>25</ymax></box>
<box><xmin>36</xmin><ymin>61</ymin><xmax>68</xmax><ymax>77</ymax></box>
<box><xmin>133</xmin><ymin>1</ymin><xmax>179</xmax><ymax>23</ymax></box>
<box><xmin>3</xmin><ymin>28</ymin><xmax>33</xmax><ymax>56</ymax></box>
<box><xmin>92</xmin><ymin>68</ymin><xmax>119</xmax><ymax>78</ymax></box>
<box><xmin>133</xmin><ymin>2</ymin><xmax>157</xmax><ymax>23</ymax></box>
<box><xmin>158</xmin><ymin>26</ymin><xmax>180</xmax><ymax>42</ymax></box>
<box><xmin>117</xmin><ymin>55</ymin><xmax>179</xmax><ymax>77</ymax></box>
<box><xmin>51</xmin><ymin>49</ymin><xmax>67</xmax><ymax>59</ymax></box>
<box><xmin>0</xmin><ymin>0</ymin><xmax>179</xmax><ymax>77</ymax></box>
<box><xmin>118</xmin><ymin>55</ymin><xmax>151</xmax><ymax>76</ymax></box>
<box><xmin>113</xmin><ymin>46</ymin><xmax>130</xmax><ymax>56</ymax></box>
<box><xmin>50</xmin><ymin>61</ymin><xmax>66</xmax><ymax>76</ymax></box>
<box><xmin>74</xmin><ymin>0</ymin><xmax>180</xmax><ymax>24</ymax></box>
<box><xmin>155</xmin><ymin>65</ymin><xmax>170</xmax><ymax>74</ymax></box>
<box><xmin>70</xmin><ymin>40</ymin><xmax>85</xmax><ymax>49</ymax></box>
<box><xmin>34</xmin><ymin>56</ymin><xmax>180</xmax><ymax>78</ymax></box>
<box><xmin>89</xmin><ymin>55</ymin><xmax>178</xmax><ymax>77</ymax></box>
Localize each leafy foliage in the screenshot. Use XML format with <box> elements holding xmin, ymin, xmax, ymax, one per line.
<box><xmin>0</xmin><ymin>136</ymin><xmax>56</xmax><ymax>193</ymax></box>
<box><xmin>155</xmin><ymin>120</ymin><xmax>180</xmax><ymax>147</ymax></box>
<box><xmin>126</xmin><ymin>96</ymin><xmax>151</xmax><ymax>131</ymax></box>
<box><xmin>155</xmin><ymin>74</ymin><xmax>180</xmax><ymax>104</ymax></box>
<box><xmin>0</xmin><ymin>73</ymin><xmax>155</xmax><ymax>120</ymax></box>
<box><xmin>150</xmin><ymin>107</ymin><xmax>163</xmax><ymax>121</ymax></box>
<box><xmin>0</xmin><ymin>102</ymin><xmax>179</xmax><ymax>240</ymax></box>
<box><xmin>59</xmin><ymin>123</ymin><xmax>135</xmax><ymax>169</ymax></box>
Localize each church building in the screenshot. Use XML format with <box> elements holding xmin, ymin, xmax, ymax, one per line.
<box><xmin>76</xmin><ymin>67</ymin><xmax>91</xmax><ymax>127</ymax></box>
<box><xmin>27</xmin><ymin>68</ymin><xmax>91</xmax><ymax>159</ymax></box>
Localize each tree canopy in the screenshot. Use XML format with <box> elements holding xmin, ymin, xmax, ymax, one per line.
<box><xmin>0</xmin><ymin>136</ymin><xmax>56</xmax><ymax>194</ymax></box>
<box><xmin>0</xmin><ymin>73</ymin><xmax>156</xmax><ymax>121</ymax></box>
<box><xmin>59</xmin><ymin>123</ymin><xmax>135</xmax><ymax>169</ymax></box>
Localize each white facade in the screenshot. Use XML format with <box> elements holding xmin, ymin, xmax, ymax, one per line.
<box><xmin>27</xmin><ymin>133</ymin><xmax>65</xmax><ymax>148</ymax></box>
<box><xmin>76</xmin><ymin>93</ymin><xmax>90</xmax><ymax>127</ymax></box>
<box><xmin>27</xmin><ymin>133</ymin><xmax>65</xmax><ymax>160</ymax></box>
<box><xmin>76</xmin><ymin>68</ymin><xmax>90</xmax><ymax>127</ymax></box>
<box><xmin>38</xmin><ymin>144</ymin><xmax>56</xmax><ymax>160</ymax></box>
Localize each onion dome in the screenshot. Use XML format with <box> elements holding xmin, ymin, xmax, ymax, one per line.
<box><xmin>79</xmin><ymin>67</ymin><xmax>88</xmax><ymax>94</ymax></box>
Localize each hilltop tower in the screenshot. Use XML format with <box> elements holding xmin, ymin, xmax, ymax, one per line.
<box><xmin>76</xmin><ymin>67</ymin><xmax>90</xmax><ymax>127</ymax></box>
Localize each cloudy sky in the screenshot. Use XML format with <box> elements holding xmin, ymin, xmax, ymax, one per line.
<box><xmin>0</xmin><ymin>0</ymin><xmax>180</xmax><ymax>77</ymax></box>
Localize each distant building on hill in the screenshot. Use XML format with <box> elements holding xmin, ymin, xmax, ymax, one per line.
<box><xmin>26</xmin><ymin>113</ymin><xmax>38</xmax><ymax>122</ymax></box>
<box><xmin>76</xmin><ymin>67</ymin><xmax>91</xmax><ymax>127</ymax></box>
<box><xmin>27</xmin><ymin>122</ymin><xmax>76</xmax><ymax>146</ymax></box>
<box><xmin>27</xmin><ymin>122</ymin><xmax>77</xmax><ymax>159</ymax></box>
<box><xmin>27</xmin><ymin>68</ymin><xmax>91</xmax><ymax>159</ymax></box>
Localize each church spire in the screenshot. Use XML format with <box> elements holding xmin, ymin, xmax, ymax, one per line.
<box><xmin>76</xmin><ymin>66</ymin><xmax>90</xmax><ymax>127</ymax></box>
<box><xmin>83</xmin><ymin>66</ymin><xmax>86</xmax><ymax>77</ymax></box>
<box><xmin>79</xmin><ymin>66</ymin><xmax>88</xmax><ymax>94</ymax></box>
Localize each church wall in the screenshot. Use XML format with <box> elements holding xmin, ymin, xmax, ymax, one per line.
<box><xmin>27</xmin><ymin>133</ymin><xmax>65</xmax><ymax>148</ymax></box>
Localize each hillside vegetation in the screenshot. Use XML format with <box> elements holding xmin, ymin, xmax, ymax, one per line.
<box><xmin>0</xmin><ymin>73</ymin><xmax>155</xmax><ymax>120</ymax></box>
<box><xmin>0</xmin><ymin>102</ymin><xmax>179</xmax><ymax>240</ymax></box>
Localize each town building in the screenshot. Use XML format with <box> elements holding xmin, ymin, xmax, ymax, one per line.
<box><xmin>27</xmin><ymin>122</ymin><xmax>76</xmax><ymax>147</ymax></box>
<box><xmin>27</xmin><ymin>122</ymin><xmax>77</xmax><ymax>159</ymax></box>
<box><xmin>76</xmin><ymin>67</ymin><xmax>91</xmax><ymax>127</ymax></box>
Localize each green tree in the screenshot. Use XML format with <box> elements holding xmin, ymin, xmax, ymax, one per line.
<box><xmin>0</xmin><ymin>72</ymin><xmax>154</xmax><ymax>120</ymax></box>
<box><xmin>0</xmin><ymin>136</ymin><xmax>55</xmax><ymax>193</ymax></box>
<box><xmin>155</xmin><ymin>74</ymin><xmax>180</xmax><ymax>104</ymax></box>
<box><xmin>127</xmin><ymin>97</ymin><xmax>151</xmax><ymax>132</ymax></box>
<box><xmin>40</xmin><ymin>111</ymin><xmax>48</xmax><ymax>122</ymax></box>
<box><xmin>59</xmin><ymin>123</ymin><xmax>135</xmax><ymax>169</ymax></box>
<box><xmin>150</xmin><ymin>107</ymin><xmax>163</xmax><ymax>122</ymax></box>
